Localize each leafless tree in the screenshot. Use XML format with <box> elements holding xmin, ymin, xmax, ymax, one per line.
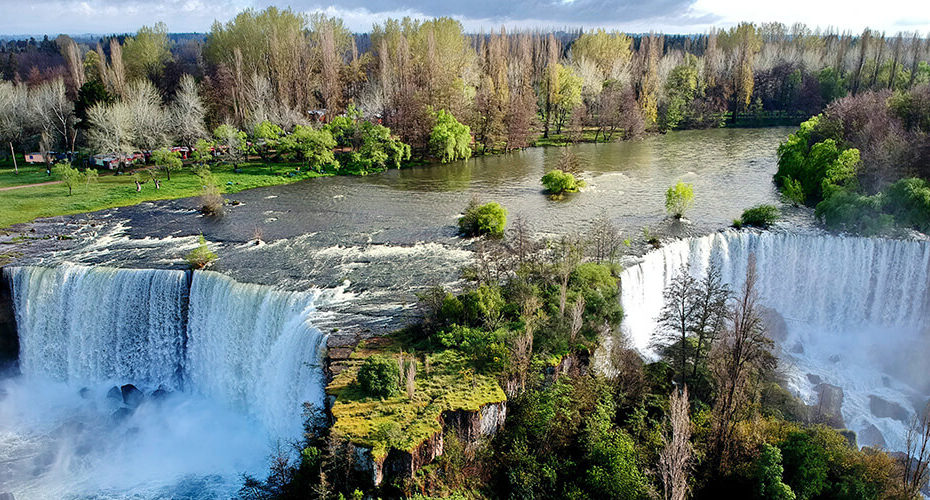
<box><xmin>902</xmin><ymin>404</ymin><xmax>930</xmax><ymax>498</ymax></box>
<box><xmin>587</xmin><ymin>212</ymin><xmax>624</xmax><ymax>263</ymax></box>
<box><xmin>659</xmin><ymin>387</ymin><xmax>692</xmax><ymax>500</ymax></box>
<box><xmin>569</xmin><ymin>295</ymin><xmax>586</xmax><ymax>345</ymax></box>
<box><xmin>171</xmin><ymin>74</ymin><xmax>207</xmax><ymax>148</ymax></box>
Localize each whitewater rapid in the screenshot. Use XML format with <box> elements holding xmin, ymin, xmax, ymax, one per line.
<box><xmin>1</xmin><ymin>264</ymin><xmax>337</xmax><ymax>498</ymax></box>
<box><xmin>600</xmin><ymin>230</ymin><xmax>930</xmax><ymax>451</ymax></box>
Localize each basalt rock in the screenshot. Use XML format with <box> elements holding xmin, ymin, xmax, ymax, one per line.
<box><xmin>869</xmin><ymin>395</ymin><xmax>910</xmax><ymax>423</ymax></box>
<box><xmin>0</xmin><ymin>268</ymin><xmax>18</xmax><ymax>372</ymax></box>
<box><xmin>442</xmin><ymin>401</ymin><xmax>507</xmax><ymax>453</ymax></box>
<box><xmin>120</xmin><ymin>384</ymin><xmax>144</xmax><ymax>409</ymax></box>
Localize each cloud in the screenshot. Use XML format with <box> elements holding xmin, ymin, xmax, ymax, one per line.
<box><xmin>0</xmin><ymin>0</ymin><xmax>927</xmax><ymax>35</ymax></box>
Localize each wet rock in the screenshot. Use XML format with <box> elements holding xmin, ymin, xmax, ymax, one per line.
<box><xmin>829</xmin><ymin>354</ymin><xmax>841</xmax><ymax>363</ymax></box>
<box><xmin>0</xmin><ymin>491</ymin><xmax>15</xmax><ymax>500</ymax></box>
<box><xmin>790</xmin><ymin>342</ymin><xmax>804</xmax><ymax>354</ymax></box>
<box><xmin>111</xmin><ymin>407</ymin><xmax>133</xmax><ymax>422</ymax></box>
<box><xmin>806</xmin><ymin>374</ymin><xmax>822</xmax><ymax>385</ymax></box>
<box><xmin>79</xmin><ymin>387</ymin><xmax>91</xmax><ymax>399</ymax></box>
<box><xmin>120</xmin><ymin>384</ymin><xmax>144</xmax><ymax>409</ymax></box>
<box><xmin>150</xmin><ymin>387</ymin><xmax>170</xmax><ymax>401</ymax></box>
<box><xmin>813</xmin><ymin>383</ymin><xmax>845</xmax><ymax>428</ymax></box>
<box><xmin>859</xmin><ymin>424</ymin><xmax>886</xmax><ymax>449</ymax></box>
<box><xmin>869</xmin><ymin>395</ymin><xmax>910</xmax><ymax>423</ymax></box>
<box><xmin>760</xmin><ymin>307</ymin><xmax>789</xmax><ymax>343</ymax></box>
<box><xmin>106</xmin><ymin>386</ymin><xmax>123</xmax><ymax>405</ymax></box>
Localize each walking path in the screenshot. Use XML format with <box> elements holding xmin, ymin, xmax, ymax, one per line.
<box><xmin>0</xmin><ymin>180</ymin><xmax>61</xmax><ymax>191</ymax></box>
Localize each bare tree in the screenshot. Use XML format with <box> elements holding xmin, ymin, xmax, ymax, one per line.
<box><xmin>659</xmin><ymin>387</ymin><xmax>692</xmax><ymax>500</ymax></box>
<box><xmin>710</xmin><ymin>254</ymin><xmax>775</xmax><ymax>471</ymax></box>
<box><xmin>31</xmin><ymin>78</ymin><xmax>75</xmax><ymax>151</ymax></box>
<box><xmin>569</xmin><ymin>295</ymin><xmax>586</xmax><ymax>345</ymax></box>
<box><xmin>587</xmin><ymin>212</ymin><xmax>624</xmax><ymax>263</ymax></box>
<box><xmin>171</xmin><ymin>74</ymin><xmax>208</xmax><ymax>148</ymax></box>
<box><xmin>125</xmin><ymin>79</ymin><xmax>170</xmax><ymax>151</ymax></box>
<box><xmin>902</xmin><ymin>405</ymin><xmax>930</xmax><ymax>498</ymax></box>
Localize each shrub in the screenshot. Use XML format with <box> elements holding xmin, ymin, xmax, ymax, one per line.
<box><xmin>814</xmin><ymin>190</ymin><xmax>893</xmax><ymax>235</ymax></box>
<box><xmin>458</xmin><ymin>198</ymin><xmax>507</xmax><ymax>238</ymax></box>
<box><xmin>541</xmin><ymin>169</ymin><xmax>584</xmax><ymax>195</ymax></box>
<box><xmin>186</xmin><ymin>234</ymin><xmax>218</xmax><ymax>269</ymax></box>
<box><xmin>884</xmin><ymin>177</ymin><xmax>930</xmax><ymax>232</ymax></box>
<box><xmin>665</xmin><ymin>181</ymin><xmax>694</xmax><ymax>219</ymax></box>
<box><xmin>53</xmin><ymin>162</ymin><xmax>82</xmax><ymax>195</ymax></box>
<box><xmin>198</xmin><ymin>172</ymin><xmax>224</xmax><ymax>216</ymax></box>
<box><xmin>357</xmin><ymin>355</ymin><xmax>400</xmax><ymax>399</ymax></box>
<box><xmin>740</xmin><ymin>204</ymin><xmax>781</xmax><ymax>228</ymax></box>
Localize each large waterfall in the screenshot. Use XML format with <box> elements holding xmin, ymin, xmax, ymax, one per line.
<box><xmin>0</xmin><ymin>264</ymin><xmax>332</xmax><ymax>498</ymax></box>
<box><xmin>604</xmin><ymin>230</ymin><xmax>930</xmax><ymax>451</ymax></box>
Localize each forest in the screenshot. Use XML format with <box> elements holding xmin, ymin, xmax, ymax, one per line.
<box><xmin>2</xmin><ymin>10</ymin><xmax>930</xmax><ymax>166</ymax></box>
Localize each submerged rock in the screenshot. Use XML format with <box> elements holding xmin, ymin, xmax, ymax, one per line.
<box><xmin>78</xmin><ymin>387</ymin><xmax>91</xmax><ymax>399</ymax></box>
<box><xmin>859</xmin><ymin>424</ymin><xmax>887</xmax><ymax>449</ymax></box>
<box><xmin>120</xmin><ymin>384</ymin><xmax>144</xmax><ymax>409</ymax></box>
<box><xmin>110</xmin><ymin>407</ymin><xmax>133</xmax><ymax>423</ymax></box>
<box><xmin>106</xmin><ymin>386</ymin><xmax>123</xmax><ymax>405</ymax></box>
<box><xmin>806</xmin><ymin>374</ymin><xmax>822</xmax><ymax>385</ymax></box>
<box><xmin>869</xmin><ymin>395</ymin><xmax>910</xmax><ymax>423</ymax></box>
<box><xmin>150</xmin><ymin>387</ymin><xmax>170</xmax><ymax>401</ymax></box>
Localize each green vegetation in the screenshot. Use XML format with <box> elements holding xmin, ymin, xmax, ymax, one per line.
<box><xmin>151</xmin><ymin>148</ymin><xmax>182</xmax><ymax>181</ymax></box>
<box><xmin>665</xmin><ymin>181</ymin><xmax>694</xmax><ymax>219</ymax></box>
<box><xmin>457</xmin><ymin>198</ymin><xmax>507</xmax><ymax>238</ymax></box>
<box><xmin>737</xmin><ymin>204</ymin><xmax>781</xmax><ymax>228</ymax></box>
<box><xmin>541</xmin><ymin>169</ymin><xmax>584</xmax><ymax>196</ymax></box>
<box><xmin>0</xmin><ymin>161</ymin><xmax>327</xmax><ymax>229</ymax></box>
<box><xmin>429</xmin><ymin>109</ymin><xmax>472</xmax><ymax>164</ymax></box>
<box><xmin>776</xmin><ymin>86</ymin><xmax>930</xmax><ymax>235</ymax></box>
<box><xmin>52</xmin><ymin>162</ymin><xmax>83</xmax><ymax>196</ymax></box>
<box><xmin>185</xmin><ymin>234</ymin><xmax>217</xmax><ymax>269</ymax></box>
<box><xmin>357</xmin><ymin>355</ymin><xmax>401</xmax><ymax>399</ymax></box>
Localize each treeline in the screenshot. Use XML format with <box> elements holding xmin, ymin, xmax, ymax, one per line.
<box><xmin>242</xmin><ymin>213</ymin><xmax>929</xmax><ymax>499</ymax></box>
<box><xmin>2</xmin><ymin>12</ymin><xmax>930</xmax><ymax>163</ymax></box>
<box><xmin>775</xmin><ymin>85</ymin><xmax>930</xmax><ymax>234</ymax></box>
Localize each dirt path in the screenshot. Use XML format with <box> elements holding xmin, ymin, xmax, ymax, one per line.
<box><xmin>0</xmin><ymin>180</ymin><xmax>61</xmax><ymax>191</ymax></box>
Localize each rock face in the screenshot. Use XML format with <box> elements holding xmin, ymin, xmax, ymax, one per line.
<box><xmin>869</xmin><ymin>395</ymin><xmax>910</xmax><ymax>423</ymax></box>
<box><xmin>355</xmin><ymin>430</ymin><xmax>444</xmax><ymax>487</ymax></box>
<box><xmin>760</xmin><ymin>307</ymin><xmax>789</xmax><ymax>343</ymax></box>
<box><xmin>859</xmin><ymin>424</ymin><xmax>887</xmax><ymax>449</ymax></box>
<box><xmin>354</xmin><ymin>400</ymin><xmax>508</xmax><ymax>487</ymax></box>
<box><xmin>813</xmin><ymin>383</ymin><xmax>845</xmax><ymax>428</ymax></box>
<box><xmin>442</xmin><ymin>401</ymin><xmax>507</xmax><ymax>452</ymax></box>
<box><xmin>0</xmin><ymin>268</ymin><xmax>18</xmax><ymax>372</ymax></box>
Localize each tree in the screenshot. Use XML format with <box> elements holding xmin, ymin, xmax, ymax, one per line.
<box><xmin>74</xmin><ymin>80</ymin><xmax>111</xmax><ymax>127</ymax></box>
<box><xmin>214</xmin><ymin>123</ymin><xmax>248</xmax><ymax>166</ymax></box>
<box><xmin>152</xmin><ymin>148</ymin><xmax>182</xmax><ymax>181</ymax></box>
<box><xmin>251</xmin><ymin>120</ymin><xmax>283</xmax><ymax>161</ymax></box>
<box><xmin>192</xmin><ymin>138</ymin><xmax>215</xmax><ymax>168</ymax></box>
<box><xmin>656</xmin><ymin>265</ymin><xmax>698</xmax><ymax>387</ymax></box>
<box><xmin>754</xmin><ymin>444</ymin><xmax>797</xmax><ymax>500</ymax></box>
<box><xmin>666</xmin><ymin>182</ymin><xmax>695</xmax><ymax>219</ymax></box>
<box><xmin>186</xmin><ymin>234</ymin><xmax>218</xmax><ymax>269</ymax></box>
<box><xmin>357</xmin><ymin>355</ymin><xmax>400</xmax><ymax>399</ymax></box>
<box><xmin>660</xmin><ymin>55</ymin><xmax>700</xmax><ymax>131</ymax></box>
<box><xmin>279</xmin><ymin>125</ymin><xmax>337</xmax><ymax>171</ymax></box>
<box><xmin>122</xmin><ymin>22</ymin><xmax>172</xmax><ymax>81</ymax></box>
<box><xmin>710</xmin><ymin>254</ymin><xmax>776</xmax><ymax>470</ymax></box>
<box><xmin>739</xmin><ymin>204</ymin><xmax>781</xmax><ymax>228</ymax></box>
<box><xmin>458</xmin><ymin>198</ymin><xmax>507</xmax><ymax>238</ymax></box>
<box><xmin>659</xmin><ymin>387</ymin><xmax>692</xmax><ymax>500</ymax></box>
<box><xmin>53</xmin><ymin>162</ymin><xmax>82</xmax><ymax>195</ymax></box>
<box><xmin>902</xmin><ymin>405</ymin><xmax>930</xmax><ymax>499</ymax></box>
<box><xmin>86</xmin><ymin>100</ymin><xmax>134</xmax><ymax>159</ymax></box>
<box><xmin>429</xmin><ymin>109</ymin><xmax>471</xmax><ymax>163</ymax></box>
<box><xmin>171</xmin><ymin>75</ymin><xmax>207</xmax><ymax>148</ymax></box>
<box><xmin>125</xmin><ymin>79</ymin><xmax>169</xmax><ymax>151</ymax></box>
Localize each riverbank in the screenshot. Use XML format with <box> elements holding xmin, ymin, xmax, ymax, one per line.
<box><xmin>0</xmin><ymin>161</ymin><xmax>329</xmax><ymax>229</ymax></box>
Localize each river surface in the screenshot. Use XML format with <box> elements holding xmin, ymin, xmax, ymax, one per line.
<box><xmin>21</xmin><ymin>127</ymin><xmax>798</xmax><ymax>332</ymax></box>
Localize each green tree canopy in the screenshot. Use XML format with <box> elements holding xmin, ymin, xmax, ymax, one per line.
<box><xmin>429</xmin><ymin>109</ymin><xmax>472</xmax><ymax>163</ymax></box>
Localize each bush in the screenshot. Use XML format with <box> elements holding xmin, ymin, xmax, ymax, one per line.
<box><xmin>357</xmin><ymin>355</ymin><xmax>400</xmax><ymax>399</ymax></box>
<box><xmin>186</xmin><ymin>234</ymin><xmax>218</xmax><ymax>269</ymax></box>
<box><xmin>740</xmin><ymin>204</ymin><xmax>781</xmax><ymax>228</ymax></box>
<box><xmin>665</xmin><ymin>181</ymin><xmax>694</xmax><ymax>219</ymax></box>
<box><xmin>458</xmin><ymin>198</ymin><xmax>507</xmax><ymax>238</ymax></box>
<box><xmin>814</xmin><ymin>190</ymin><xmax>893</xmax><ymax>235</ymax></box>
<box><xmin>198</xmin><ymin>172</ymin><xmax>224</xmax><ymax>216</ymax></box>
<box><xmin>884</xmin><ymin>177</ymin><xmax>930</xmax><ymax>232</ymax></box>
<box><xmin>541</xmin><ymin>169</ymin><xmax>584</xmax><ymax>195</ymax></box>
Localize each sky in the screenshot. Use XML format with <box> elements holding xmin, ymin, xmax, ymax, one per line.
<box><xmin>0</xmin><ymin>0</ymin><xmax>928</xmax><ymax>36</ymax></box>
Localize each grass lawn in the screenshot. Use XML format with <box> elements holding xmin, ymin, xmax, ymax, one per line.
<box><xmin>0</xmin><ymin>158</ymin><xmax>328</xmax><ymax>229</ymax></box>
<box><xmin>328</xmin><ymin>338</ymin><xmax>506</xmax><ymax>460</ymax></box>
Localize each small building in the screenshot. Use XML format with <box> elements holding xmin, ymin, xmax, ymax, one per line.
<box><xmin>25</xmin><ymin>152</ymin><xmax>47</xmax><ymax>164</ymax></box>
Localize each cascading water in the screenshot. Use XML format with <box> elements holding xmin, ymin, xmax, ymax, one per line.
<box><xmin>0</xmin><ymin>264</ymin><xmax>333</xmax><ymax>499</ymax></box>
<box><xmin>601</xmin><ymin>230</ymin><xmax>930</xmax><ymax>451</ymax></box>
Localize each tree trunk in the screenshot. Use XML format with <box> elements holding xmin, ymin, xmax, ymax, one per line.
<box><xmin>9</xmin><ymin>142</ymin><xmax>17</xmax><ymax>174</ymax></box>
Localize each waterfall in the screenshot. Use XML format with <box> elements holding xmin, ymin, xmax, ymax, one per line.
<box><xmin>1</xmin><ymin>264</ymin><xmax>331</xmax><ymax>497</ymax></box>
<box><xmin>7</xmin><ymin>264</ymin><xmax>189</xmax><ymax>389</ymax></box>
<box><xmin>186</xmin><ymin>271</ymin><xmax>328</xmax><ymax>437</ymax></box>
<box><xmin>602</xmin><ymin>230</ymin><xmax>930</xmax><ymax>450</ymax></box>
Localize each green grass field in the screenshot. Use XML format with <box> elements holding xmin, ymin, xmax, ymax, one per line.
<box><xmin>0</xmin><ymin>157</ymin><xmax>328</xmax><ymax>229</ymax></box>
